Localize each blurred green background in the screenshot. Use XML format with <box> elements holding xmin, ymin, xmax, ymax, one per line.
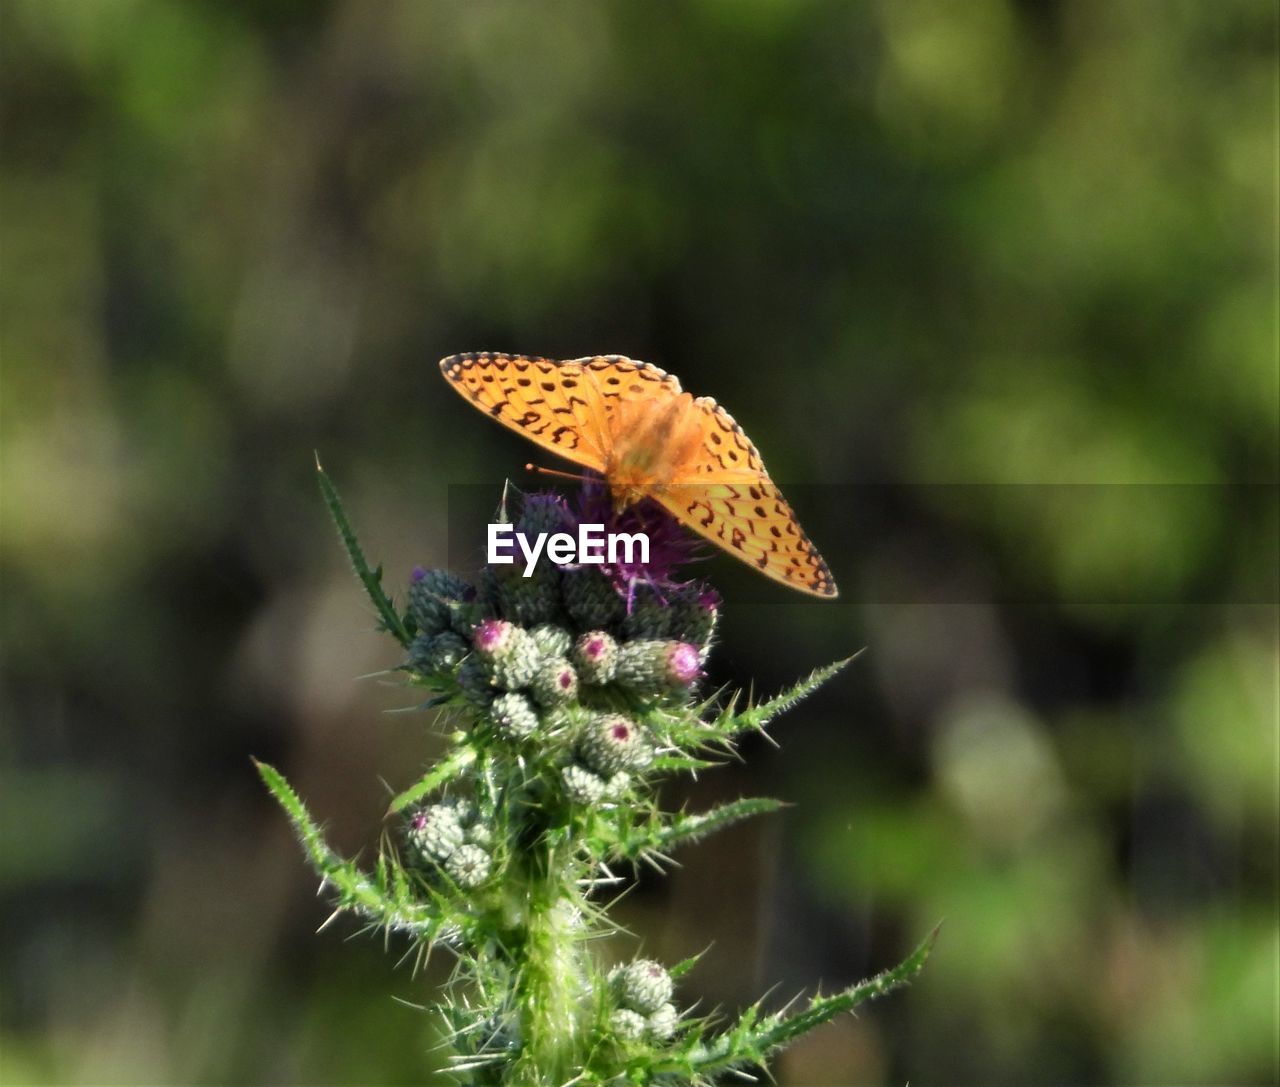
<box><xmin>2</xmin><ymin>1</ymin><xmax>1277</xmax><ymax>1084</ymax></box>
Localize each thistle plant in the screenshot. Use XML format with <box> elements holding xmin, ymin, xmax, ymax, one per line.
<box><xmin>256</xmin><ymin>467</ymin><xmax>935</xmax><ymax>1085</ymax></box>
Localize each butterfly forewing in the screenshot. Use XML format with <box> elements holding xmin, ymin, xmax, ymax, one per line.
<box><xmin>440</xmin><ymin>352</ymin><xmax>609</xmax><ymax>470</ymax></box>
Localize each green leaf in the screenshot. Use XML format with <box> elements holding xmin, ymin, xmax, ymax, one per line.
<box><xmin>712</xmin><ymin>655</ymin><xmax>858</xmax><ymax>736</ymax></box>
<box><xmin>315</xmin><ymin>455</ymin><xmax>411</xmax><ymax>647</ymax></box>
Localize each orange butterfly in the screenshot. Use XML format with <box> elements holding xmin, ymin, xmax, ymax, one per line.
<box><xmin>439</xmin><ymin>352</ymin><xmax>838</xmax><ymax>598</ymax></box>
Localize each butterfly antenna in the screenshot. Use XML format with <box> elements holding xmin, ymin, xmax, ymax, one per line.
<box><xmin>524</xmin><ymin>462</ymin><xmax>596</xmax><ymax>485</ymax></box>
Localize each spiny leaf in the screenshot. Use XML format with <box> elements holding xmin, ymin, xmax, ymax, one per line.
<box><xmin>607</xmin><ymin>798</ymin><xmax>785</xmax><ymax>862</ymax></box>
<box><xmin>254</xmin><ymin>759</ymin><xmax>451</xmax><ymax>937</ymax></box>
<box><xmin>664</xmin><ymin>924</ymin><xmax>940</xmax><ymax>1078</ymax></box>
<box><xmin>315</xmin><ymin>455</ymin><xmax>411</xmax><ymax>647</ymax></box>
<box><xmin>712</xmin><ymin>655</ymin><xmax>858</xmax><ymax>736</ymax></box>
<box><xmin>386</xmin><ymin>745</ymin><xmax>478</xmax><ymax>815</ymax></box>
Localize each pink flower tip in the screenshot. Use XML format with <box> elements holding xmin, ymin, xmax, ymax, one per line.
<box><xmin>667</xmin><ymin>643</ymin><xmax>701</xmax><ymax>685</ymax></box>
<box><xmin>474</xmin><ymin>618</ymin><xmax>511</xmax><ymax>654</ymax></box>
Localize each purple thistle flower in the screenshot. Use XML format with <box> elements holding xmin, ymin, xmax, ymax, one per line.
<box><xmin>567</xmin><ymin>482</ymin><xmax>706</xmax><ymax>602</ymax></box>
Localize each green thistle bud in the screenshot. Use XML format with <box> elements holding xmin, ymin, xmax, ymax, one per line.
<box><xmin>579</xmin><ymin>714</ymin><xmax>652</xmax><ymax>776</ymax></box>
<box><xmin>465</xmin><ymin>821</ymin><xmax>494</xmax><ymax>849</ymax></box>
<box><xmin>448</xmin><ymin>796</ymin><xmax>478</xmax><ymax>826</ymax></box>
<box><xmin>572</xmin><ymin>631</ymin><xmax>619</xmax><ymax>685</ymax></box>
<box><xmin>609</xmin><ymin>1008</ymin><xmax>648</xmax><ymax>1043</ymax></box>
<box><xmin>615</xmin><ymin>640</ymin><xmax>702</xmax><ymax>698</ymax></box>
<box><xmin>562</xmin><ymin>568</ymin><xmax>625</xmax><ymax>630</ymax></box>
<box><xmin>408</xmin><ymin>804</ymin><xmax>465</xmax><ymax>862</ymax></box>
<box><xmin>561</xmin><ymin>762</ymin><xmax>607</xmax><ymax>805</ymax></box>
<box><xmin>408</xmin><ymin>631</ymin><xmax>468</xmax><ymax>675</ymax></box>
<box><xmin>516</xmin><ymin>493</ymin><xmax>572</xmax><ymax>538</ymax></box>
<box><xmin>407</xmin><ymin>568</ymin><xmax>471</xmax><ymax>637</ymax></box>
<box><xmin>670</xmin><ymin>587</ymin><xmax>720</xmax><ymax>649</ymax></box>
<box><xmin>449</xmin><ymin>597</ymin><xmax>489</xmax><ymax>639</ymax></box>
<box><xmin>532</xmin><ymin>657</ymin><xmax>578</xmax><ymax>708</ymax></box>
<box><xmin>491</xmin><ymin>691</ymin><xmax>540</xmax><ymax>739</ymax></box>
<box><xmin>647</xmin><ymin>1003</ymin><xmax>678</xmax><ymax>1040</ymax></box>
<box><xmin>473</xmin><ymin>619</ymin><xmax>539</xmax><ymax>690</ymax></box>
<box><xmin>497</xmin><ymin>568</ymin><xmax>561</xmax><ymax>627</ymax></box>
<box><xmin>445</xmin><ymin>842</ymin><xmax>493</xmax><ymax>888</ymax></box>
<box><xmin>457</xmin><ymin>655</ymin><xmax>496</xmax><ymax>707</ymax></box>
<box><xmin>621</xmin><ymin>584</ymin><xmax>674</xmax><ymax>641</ymax></box>
<box><xmin>529</xmin><ymin>623</ymin><xmax>572</xmax><ymax>659</ymax></box>
<box><xmin>610</xmin><ymin>959</ymin><xmax>674</xmax><ymax>1015</ymax></box>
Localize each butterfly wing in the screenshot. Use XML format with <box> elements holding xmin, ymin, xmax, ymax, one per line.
<box><xmin>656</xmin><ymin>395</ymin><xmax>839</xmax><ymax>597</ymax></box>
<box><xmin>575</xmin><ymin>355</ymin><xmax>684</xmax><ymax>411</ymax></box>
<box><xmin>440</xmin><ymin>352</ymin><xmax>609</xmax><ymax>471</ymax></box>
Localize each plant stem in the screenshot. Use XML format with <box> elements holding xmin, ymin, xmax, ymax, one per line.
<box><xmin>506</xmin><ymin>836</ymin><xmax>588</xmax><ymax>1084</ymax></box>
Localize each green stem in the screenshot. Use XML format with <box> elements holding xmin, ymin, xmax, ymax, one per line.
<box><xmin>505</xmin><ymin>838</ymin><xmax>589</xmax><ymax>1085</ymax></box>
<box><xmin>514</xmin><ymin>875</ymin><xmax>586</xmax><ymax>1080</ymax></box>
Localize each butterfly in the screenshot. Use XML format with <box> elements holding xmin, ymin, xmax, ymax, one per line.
<box><xmin>439</xmin><ymin>352</ymin><xmax>838</xmax><ymax>597</ymax></box>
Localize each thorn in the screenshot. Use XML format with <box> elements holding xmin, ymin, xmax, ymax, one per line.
<box><xmin>316</xmin><ymin>907</ymin><xmax>344</xmax><ymax>933</ymax></box>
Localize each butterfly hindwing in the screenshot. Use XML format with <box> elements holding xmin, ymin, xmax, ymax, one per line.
<box><xmin>656</xmin><ymin>481</ymin><xmax>838</xmax><ymax>597</ymax></box>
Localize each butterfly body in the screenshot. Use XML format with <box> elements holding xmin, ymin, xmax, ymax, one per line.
<box><xmin>440</xmin><ymin>352</ymin><xmax>838</xmax><ymax>597</ymax></box>
<box><xmin>604</xmin><ymin>392</ymin><xmax>706</xmax><ymax>507</ymax></box>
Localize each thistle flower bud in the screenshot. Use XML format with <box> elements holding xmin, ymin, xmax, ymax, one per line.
<box><xmin>408</xmin><ymin>804</ymin><xmax>465</xmax><ymax>862</ymax></box>
<box><xmin>621</xmin><ymin>584</ymin><xmax>674</xmax><ymax>641</ymax></box>
<box><xmin>579</xmin><ymin>714</ymin><xmax>652</xmax><ymax>776</ymax></box>
<box><xmin>473</xmin><ymin>618</ymin><xmax>516</xmax><ymax>659</ymax></box>
<box><xmin>465</xmin><ymin>821</ymin><xmax>494</xmax><ymax>849</ymax></box>
<box><xmin>529</xmin><ymin>623</ymin><xmax>572</xmax><ymax>660</ymax></box>
<box><xmin>615</xmin><ymin>640</ymin><xmax>701</xmax><ymax>697</ymax></box>
<box><xmin>610</xmin><ymin>960</ymin><xmax>674</xmax><ymax>1015</ymax></box>
<box><xmin>517</xmin><ymin>492</ymin><xmax>572</xmax><ymax>537</ymax></box>
<box><xmin>497</xmin><ymin>568</ymin><xmax>561</xmax><ymax>627</ymax></box>
<box><xmin>445</xmin><ymin>843</ymin><xmax>493</xmax><ymax>888</ymax></box>
<box><xmin>450</xmin><ymin>795</ymin><xmax>477</xmax><ymax>822</ymax></box>
<box><xmin>572</xmin><ymin>631</ymin><xmax>619</xmax><ymax>685</ymax></box>
<box><xmin>561</xmin><ymin>763</ymin><xmax>607</xmax><ymax>805</ymax></box>
<box><xmin>562</xmin><ymin>568</ymin><xmax>625</xmax><ymax>630</ymax></box>
<box><xmin>473</xmin><ymin>619</ymin><xmax>539</xmax><ymax>690</ymax></box>
<box><xmin>605</xmin><ymin>772</ymin><xmax>633</xmax><ymax>799</ymax></box>
<box><xmin>609</xmin><ymin>1008</ymin><xmax>648</xmax><ymax>1043</ymax></box>
<box><xmin>532</xmin><ymin>657</ymin><xmax>578</xmax><ymax>708</ymax></box>
<box><xmin>408</xmin><ymin>568</ymin><xmax>471</xmax><ymax>637</ymax></box>
<box><xmin>647</xmin><ymin>1003</ymin><xmax>678</xmax><ymax>1040</ymax></box>
<box><xmin>457</xmin><ymin>656</ymin><xmax>496</xmax><ymax>706</ymax></box>
<box><xmin>491</xmin><ymin>691</ymin><xmax>540</xmax><ymax>739</ymax></box>
<box><xmin>671</xmin><ymin>587</ymin><xmax>720</xmax><ymax>649</ymax></box>
<box><xmin>408</xmin><ymin>631</ymin><xmax>469</xmax><ymax>675</ymax></box>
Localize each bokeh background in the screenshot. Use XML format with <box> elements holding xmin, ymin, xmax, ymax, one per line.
<box><xmin>2</xmin><ymin>2</ymin><xmax>1277</xmax><ymax>1084</ymax></box>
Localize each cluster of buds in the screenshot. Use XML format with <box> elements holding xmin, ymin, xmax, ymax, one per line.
<box><xmin>407</xmin><ymin>799</ymin><xmax>494</xmax><ymax>889</ymax></box>
<box><xmin>608</xmin><ymin>959</ymin><xmax>679</xmax><ymax>1043</ymax></box>
<box><xmin>401</xmin><ymin>495</ymin><xmax>720</xmax><ymax>815</ymax></box>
